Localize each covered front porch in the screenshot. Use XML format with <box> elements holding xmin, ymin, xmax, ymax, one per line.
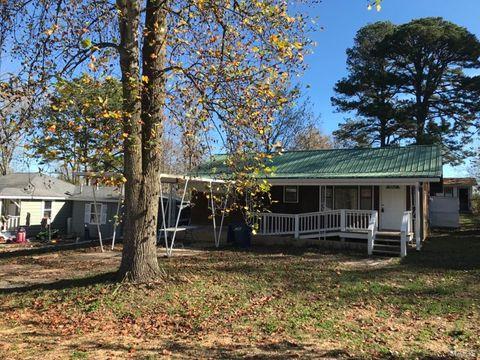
<box><xmin>0</xmin><ymin>199</ymin><xmax>22</xmax><ymax>231</ymax></box>
<box><xmin>254</xmin><ymin>179</ymin><xmax>429</xmax><ymax>257</ymax></box>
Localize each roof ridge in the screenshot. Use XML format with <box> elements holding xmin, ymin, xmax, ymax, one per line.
<box><xmin>207</xmin><ymin>144</ymin><xmax>440</xmax><ymax>157</ymax></box>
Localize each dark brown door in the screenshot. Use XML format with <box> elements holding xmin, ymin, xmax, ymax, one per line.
<box><xmin>458</xmin><ymin>188</ymin><xmax>469</xmax><ymax>212</ymax></box>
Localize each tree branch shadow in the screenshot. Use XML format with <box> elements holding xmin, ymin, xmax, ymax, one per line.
<box><xmin>0</xmin><ymin>271</ymin><xmax>116</xmax><ymax>295</ymax></box>
<box><xmin>0</xmin><ymin>241</ymin><xmax>104</xmax><ymax>260</ymax></box>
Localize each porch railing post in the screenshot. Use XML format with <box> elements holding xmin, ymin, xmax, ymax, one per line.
<box><xmin>294</xmin><ymin>214</ymin><xmax>299</xmax><ymax>239</ymax></box>
<box><xmin>415</xmin><ymin>182</ymin><xmax>421</xmax><ymax>250</ymax></box>
<box><xmin>340</xmin><ymin>209</ymin><xmax>346</xmax><ymax>232</ymax></box>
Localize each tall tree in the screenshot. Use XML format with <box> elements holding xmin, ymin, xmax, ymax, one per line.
<box><xmin>2</xmin><ymin>1</ymin><xmax>309</xmax><ymax>281</ymax></box>
<box><xmin>31</xmin><ymin>75</ymin><xmax>123</xmax><ymax>183</ymax></box>
<box><xmin>332</xmin><ymin>22</ymin><xmax>406</xmax><ymax>148</ymax></box>
<box><xmin>333</xmin><ymin>18</ymin><xmax>480</xmax><ymax>164</ymax></box>
<box><xmin>381</xmin><ymin>17</ymin><xmax>480</xmax><ymax>164</ymax></box>
<box><xmin>290</xmin><ymin>124</ymin><xmax>332</xmax><ymax>151</ymax></box>
<box><xmin>253</xmin><ymin>87</ymin><xmax>321</xmax><ymax>152</ymax></box>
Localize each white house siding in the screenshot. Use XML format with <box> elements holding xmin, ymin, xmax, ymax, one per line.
<box><xmin>15</xmin><ymin>200</ymin><xmax>70</xmax><ymax>235</ymax></box>
<box><xmin>19</xmin><ymin>201</ymin><xmax>43</xmax><ymax>226</ymax></box>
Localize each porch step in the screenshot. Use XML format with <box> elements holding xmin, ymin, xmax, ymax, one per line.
<box><xmin>376</xmin><ymin>233</ymin><xmax>401</xmax><ymax>239</ymax></box>
<box><xmin>374</xmin><ymin>243</ymin><xmax>400</xmax><ymax>249</ymax></box>
<box><xmin>375</xmin><ymin>238</ymin><xmax>401</xmax><ymax>244</ymax></box>
<box><xmin>372</xmin><ymin>238</ymin><xmax>401</xmax><ymax>257</ymax></box>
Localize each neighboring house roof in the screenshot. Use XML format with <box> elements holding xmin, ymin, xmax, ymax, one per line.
<box><xmin>195</xmin><ymin>145</ymin><xmax>442</xmax><ymax>180</ymax></box>
<box><xmin>0</xmin><ymin>173</ymin><xmax>76</xmax><ymax>199</ymax></box>
<box><xmin>69</xmin><ymin>186</ymin><xmax>122</xmax><ymax>203</ymax></box>
<box><xmin>0</xmin><ymin>173</ymin><xmax>182</xmax><ymax>202</ymax></box>
<box><xmin>443</xmin><ymin>178</ymin><xmax>477</xmax><ymax>187</ymax></box>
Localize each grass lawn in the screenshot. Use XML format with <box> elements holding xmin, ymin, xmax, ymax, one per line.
<box><xmin>0</xmin><ymin>216</ymin><xmax>479</xmax><ymax>359</ymax></box>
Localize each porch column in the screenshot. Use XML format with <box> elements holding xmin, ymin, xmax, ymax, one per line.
<box><xmin>0</xmin><ymin>200</ymin><xmax>2</xmax><ymax>230</ymax></box>
<box><xmin>318</xmin><ymin>185</ymin><xmax>323</xmax><ymax>212</ymax></box>
<box><xmin>415</xmin><ymin>182</ymin><xmax>421</xmax><ymax>250</ymax></box>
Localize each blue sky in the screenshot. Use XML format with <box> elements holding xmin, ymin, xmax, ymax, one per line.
<box><xmin>299</xmin><ymin>0</ymin><xmax>480</xmax><ymax>177</ymax></box>
<box><xmin>5</xmin><ymin>0</ymin><xmax>479</xmax><ymax>176</ymax></box>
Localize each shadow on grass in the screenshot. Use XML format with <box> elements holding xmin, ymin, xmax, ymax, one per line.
<box><xmin>0</xmin><ymin>271</ymin><xmax>116</xmax><ymax>295</ymax></box>
<box><xmin>215</xmin><ymin>242</ymin><xmax>366</xmax><ymax>259</ymax></box>
<box><xmin>0</xmin><ymin>241</ymin><xmax>104</xmax><ymax>260</ymax></box>
<box><xmin>60</xmin><ymin>338</ymin><xmax>463</xmax><ymax>359</ymax></box>
<box><xmin>400</xmin><ymin>230</ymin><xmax>480</xmax><ymax>271</ymax></box>
<box><xmin>64</xmin><ymin>338</ymin><xmax>352</xmax><ymax>359</ymax></box>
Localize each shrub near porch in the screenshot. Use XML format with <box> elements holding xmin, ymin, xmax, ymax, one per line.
<box><xmin>0</xmin><ymin>219</ymin><xmax>478</xmax><ymax>358</ymax></box>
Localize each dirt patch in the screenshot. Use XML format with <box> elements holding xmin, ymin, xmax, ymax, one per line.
<box><xmin>0</xmin><ymin>248</ymin><xmax>120</xmax><ymax>289</ymax></box>
<box><xmin>338</xmin><ymin>257</ymin><xmax>397</xmax><ymax>270</ymax></box>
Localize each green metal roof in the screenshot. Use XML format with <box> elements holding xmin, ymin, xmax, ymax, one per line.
<box><xmin>195</xmin><ymin>145</ymin><xmax>442</xmax><ymax>179</ymax></box>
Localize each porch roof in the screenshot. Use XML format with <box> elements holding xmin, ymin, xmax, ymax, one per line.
<box><xmin>195</xmin><ymin>145</ymin><xmax>442</xmax><ymax>180</ymax></box>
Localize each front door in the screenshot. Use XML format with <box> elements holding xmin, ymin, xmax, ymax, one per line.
<box><xmin>380</xmin><ymin>185</ymin><xmax>406</xmax><ymax>230</ymax></box>
<box><xmin>458</xmin><ymin>188</ymin><xmax>469</xmax><ymax>212</ymax></box>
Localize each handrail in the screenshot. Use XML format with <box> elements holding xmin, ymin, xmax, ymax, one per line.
<box><xmin>367</xmin><ymin>211</ymin><xmax>378</xmax><ymax>255</ymax></box>
<box><xmin>400</xmin><ymin>211</ymin><xmax>411</xmax><ymax>258</ymax></box>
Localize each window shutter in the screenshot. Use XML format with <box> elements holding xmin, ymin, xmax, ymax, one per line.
<box><xmin>84</xmin><ymin>204</ymin><xmax>91</xmax><ymax>224</ymax></box>
<box><xmin>100</xmin><ymin>204</ymin><xmax>107</xmax><ymax>224</ymax></box>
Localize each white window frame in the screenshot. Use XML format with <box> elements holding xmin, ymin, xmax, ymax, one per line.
<box><xmin>85</xmin><ymin>203</ymin><xmax>107</xmax><ymax>225</ymax></box>
<box><xmin>42</xmin><ymin>200</ymin><xmax>53</xmax><ymax>218</ymax></box>
<box><xmin>283</xmin><ymin>185</ymin><xmax>299</xmax><ymax>204</ymax></box>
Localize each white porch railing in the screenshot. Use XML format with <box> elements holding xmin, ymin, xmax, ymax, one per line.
<box><xmin>255</xmin><ymin>210</ymin><xmax>378</xmax><ymax>238</ymax></box>
<box><xmin>2</xmin><ymin>216</ymin><xmax>20</xmax><ymax>231</ymax></box>
<box><xmin>255</xmin><ymin>212</ymin><xmax>297</xmax><ymax>236</ymax></box>
<box><xmin>400</xmin><ymin>211</ymin><xmax>413</xmax><ymax>258</ymax></box>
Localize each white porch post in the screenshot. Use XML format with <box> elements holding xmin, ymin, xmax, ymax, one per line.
<box><xmin>318</xmin><ymin>185</ymin><xmax>322</xmax><ymax>212</ymax></box>
<box><xmin>0</xmin><ymin>200</ymin><xmax>2</xmax><ymax>230</ymax></box>
<box><xmin>294</xmin><ymin>214</ymin><xmax>299</xmax><ymax>239</ymax></box>
<box><xmin>415</xmin><ymin>182</ymin><xmax>421</xmax><ymax>250</ymax></box>
<box><xmin>340</xmin><ymin>209</ymin><xmax>346</xmax><ymax>232</ymax></box>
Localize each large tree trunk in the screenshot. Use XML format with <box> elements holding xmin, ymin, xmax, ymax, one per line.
<box><xmin>117</xmin><ymin>0</ymin><xmax>166</xmax><ymax>282</ymax></box>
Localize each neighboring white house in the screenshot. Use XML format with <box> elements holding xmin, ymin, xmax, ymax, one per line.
<box><xmin>0</xmin><ymin>173</ymin><xmax>75</xmax><ymax>234</ymax></box>
<box><xmin>0</xmin><ymin>173</ymin><xmax>122</xmax><ymax>239</ymax></box>
<box><xmin>0</xmin><ymin>173</ymin><xmax>183</xmax><ymax>241</ymax></box>
<box><xmin>431</xmin><ymin>177</ymin><xmax>476</xmax><ymax>213</ymax></box>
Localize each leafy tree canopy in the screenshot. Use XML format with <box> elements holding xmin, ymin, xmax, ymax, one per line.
<box><xmin>333</xmin><ymin>17</ymin><xmax>480</xmax><ymax>165</ymax></box>
<box><xmin>29</xmin><ymin>75</ymin><xmax>123</xmax><ymax>184</ymax></box>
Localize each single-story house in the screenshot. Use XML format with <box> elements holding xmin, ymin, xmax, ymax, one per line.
<box><xmin>430</xmin><ymin>177</ymin><xmax>476</xmax><ymax>213</ymax></box>
<box><xmin>0</xmin><ymin>173</ymin><xmax>123</xmax><ymax>240</ymax></box>
<box><xmin>0</xmin><ymin>173</ymin><xmax>75</xmax><ymax>235</ymax></box>
<box><xmin>0</xmin><ymin>172</ymin><xmax>185</xmax><ymax>241</ymax></box>
<box><xmin>191</xmin><ymin>145</ymin><xmax>443</xmax><ymax>256</ymax></box>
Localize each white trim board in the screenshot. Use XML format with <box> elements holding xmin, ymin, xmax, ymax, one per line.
<box><xmin>267</xmin><ymin>178</ymin><xmax>440</xmax><ymax>186</ymax></box>
<box><xmin>0</xmin><ymin>196</ymin><xmax>68</xmax><ymax>200</ymax></box>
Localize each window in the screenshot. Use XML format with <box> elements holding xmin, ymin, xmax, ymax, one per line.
<box><xmin>85</xmin><ymin>203</ymin><xmax>107</xmax><ymax>225</ymax></box>
<box><xmin>324</xmin><ymin>186</ymin><xmax>333</xmax><ymax>210</ymax></box>
<box><xmin>444</xmin><ymin>187</ymin><xmax>454</xmax><ymax>197</ymax></box>
<box><xmin>283</xmin><ymin>186</ymin><xmax>299</xmax><ymax>203</ymax></box>
<box><xmin>334</xmin><ymin>186</ymin><xmax>358</xmax><ymax>210</ymax></box>
<box><xmin>360</xmin><ymin>187</ymin><xmax>373</xmax><ymax>210</ymax></box>
<box><xmin>43</xmin><ymin>201</ymin><xmax>52</xmax><ymax>218</ymax></box>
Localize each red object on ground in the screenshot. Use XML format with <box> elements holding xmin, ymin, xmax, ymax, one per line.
<box><xmin>16</xmin><ymin>228</ymin><xmax>27</xmax><ymax>243</ymax></box>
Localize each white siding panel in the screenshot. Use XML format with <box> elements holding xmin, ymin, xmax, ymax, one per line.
<box><xmin>19</xmin><ymin>201</ymin><xmax>43</xmax><ymax>226</ymax></box>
